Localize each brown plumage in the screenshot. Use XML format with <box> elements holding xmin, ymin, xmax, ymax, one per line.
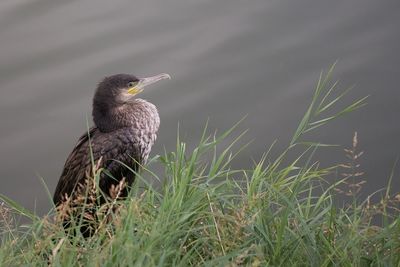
<box><xmin>53</xmin><ymin>73</ymin><xmax>170</xmax><ymax>206</ymax></box>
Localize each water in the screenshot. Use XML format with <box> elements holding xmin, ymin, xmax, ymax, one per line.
<box><xmin>0</xmin><ymin>0</ymin><xmax>399</xmax><ymax>214</ymax></box>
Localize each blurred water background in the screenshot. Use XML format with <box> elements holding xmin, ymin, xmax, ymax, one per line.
<box><xmin>0</xmin><ymin>0</ymin><xmax>399</xmax><ymax>214</ymax></box>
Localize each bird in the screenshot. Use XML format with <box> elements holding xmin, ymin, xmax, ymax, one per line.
<box><xmin>53</xmin><ymin>73</ymin><xmax>170</xmax><ymax>206</ymax></box>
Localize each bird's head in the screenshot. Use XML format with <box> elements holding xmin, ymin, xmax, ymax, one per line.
<box><xmin>94</xmin><ymin>73</ymin><xmax>171</xmax><ymax>105</ymax></box>
<box><xmin>92</xmin><ymin>73</ymin><xmax>170</xmax><ymax>132</ymax></box>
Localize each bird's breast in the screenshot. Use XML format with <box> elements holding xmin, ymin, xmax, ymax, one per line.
<box><xmin>123</xmin><ymin>100</ymin><xmax>160</xmax><ymax>162</ymax></box>
<box><xmin>129</xmin><ymin>99</ymin><xmax>160</xmax><ymax>134</ymax></box>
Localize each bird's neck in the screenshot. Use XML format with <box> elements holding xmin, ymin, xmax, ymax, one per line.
<box><xmin>92</xmin><ymin>98</ymin><xmax>160</xmax><ymax>133</ymax></box>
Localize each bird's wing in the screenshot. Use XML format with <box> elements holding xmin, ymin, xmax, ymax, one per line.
<box><xmin>53</xmin><ymin>127</ymin><xmax>99</xmax><ymax>205</ymax></box>
<box><xmin>53</xmin><ymin>127</ymin><xmax>143</xmax><ymax>205</ymax></box>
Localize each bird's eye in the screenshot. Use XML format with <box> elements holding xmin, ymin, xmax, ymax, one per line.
<box><xmin>127</xmin><ymin>81</ymin><xmax>138</xmax><ymax>88</ymax></box>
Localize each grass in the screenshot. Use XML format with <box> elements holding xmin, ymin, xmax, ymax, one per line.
<box><xmin>1</xmin><ymin>65</ymin><xmax>399</xmax><ymax>266</ymax></box>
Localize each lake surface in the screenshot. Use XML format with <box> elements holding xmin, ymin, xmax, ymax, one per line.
<box><xmin>0</xmin><ymin>0</ymin><xmax>399</xmax><ymax>214</ymax></box>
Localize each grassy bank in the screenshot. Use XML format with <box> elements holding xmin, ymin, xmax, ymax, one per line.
<box><xmin>1</xmin><ymin>66</ymin><xmax>399</xmax><ymax>266</ymax></box>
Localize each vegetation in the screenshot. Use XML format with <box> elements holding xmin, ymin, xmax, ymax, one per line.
<box><xmin>1</xmin><ymin>66</ymin><xmax>399</xmax><ymax>266</ymax></box>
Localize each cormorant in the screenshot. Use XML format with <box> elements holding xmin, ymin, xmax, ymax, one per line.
<box><xmin>53</xmin><ymin>73</ymin><xmax>170</xmax><ymax>206</ymax></box>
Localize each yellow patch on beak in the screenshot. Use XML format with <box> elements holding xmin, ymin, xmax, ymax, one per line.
<box><xmin>127</xmin><ymin>87</ymin><xmax>143</xmax><ymax>95</ymax></box>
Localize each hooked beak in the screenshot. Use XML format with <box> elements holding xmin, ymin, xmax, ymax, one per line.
<box><xmin>127</xmin><ymin>73</ymin><xmax>171</xmax><ymax>95</ymax></box>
